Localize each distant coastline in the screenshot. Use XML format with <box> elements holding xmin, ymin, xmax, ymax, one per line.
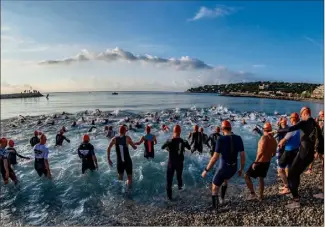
<box><xmin>0</xmin><ymin>92</ymin><xmax>44</xmax><ymax>99</ymax></box>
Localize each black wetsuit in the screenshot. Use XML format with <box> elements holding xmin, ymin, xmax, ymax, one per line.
<box><xmin>77</xmin><ymin>142</ymin><xmax>96</xmax><ymax>174</ymax></box>
<box><xmin>278</xmin><ymin>117</ymin><xmax>324</xmax><ymax>198</ymax></box>
<box><xmin>55</xmin><ymin>134</ymin><xmax>70</xmax><ymax>146</ymax></box>
<box><xmin>30</xmin><ymin>136</ymin><xmax>40</xmax><ymax>147</ymax></box>
<box><xmin>7</xmin><ymin>147</ymin><xmax>29</xmax><ymax>165</ymax></box>
<box><xmin>206</xmin><ymin>132</ymin><xmax>221</xmax><ymax>156</ymax></box>
<box><xmin>161</xmin><ymin>138</ymin><xmax>191</xmax><ymax>199</ymax></box>
<box><xmin>190</xmin><ymin>132</ymin><xmax>203</xmax><ymax>153</ymax></box>
<box><xmin>115</xmin><ymin>136</ymin><xmax>133</xmax><ymax>175</ymax></box>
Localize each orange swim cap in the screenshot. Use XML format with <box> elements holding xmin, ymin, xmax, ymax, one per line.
<box><xmin>290</xmin><ymin>112</ymin><xmax>299</xmax><ymax>121</ymax></box>
<box><xmin>145</xmin><ymin>125</ymin><xmax>151</xmax><ymax>133</ymax></box>
<box><xmin>1</xmin><ymin>138</ymin><xmax>7</xmax><ymax>145</ymax></box>
<box><xmin>119</xmin><ymin>125</ymin><xmax>127</xmax><ymax>134</ymax></box>
<box><xmin>8</xmin><ymin>140</ymin><xmax>14</xmax><ymax>147</ymax></box>
<box><xmin>194</xmin><ymin>125</ymin><xmax>199</xmax><ymax>132</ymax></box>
<box><xmin>300</xmin><ymin>106</ymin><xmax>311</xmax><ymax>115</ymax></box>
<box><xmin>263</xmin><ymin>122</ymin><xmax>272</xmax><ymax>131</ymax></box>
<box><xmin>34</xmin><ymin>130</ymin><xmax>38</xmax><ymax>136</ymax></box>
<box><xmin>83</xmin><ymin>134</ymin><xmax>90</xmax><ymax>142</ymax></box>
<box><xmin>173</xmin><ymin>124</ymin><xmax>181</xmax><ymax>134</ymax></box>
<box><xmin>221</xmin><ymin>120</ymin><xmax>231</xmax><ymax>129</ymax></box>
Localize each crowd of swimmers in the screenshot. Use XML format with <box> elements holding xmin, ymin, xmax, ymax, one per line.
<box><xmin>0</xmin><ymin>106</ymin><xmax>324</xmax><ymax>210</ymax></box>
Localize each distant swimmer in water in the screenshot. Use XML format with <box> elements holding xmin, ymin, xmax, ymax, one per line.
<box><xmin>37</xmin><ymin>120</ymin><xmax>42</xmax><ymax>125</ymax></box>
<box><xmin>55</xmin><ymin>130</ymin><xmax>71</xmax><ymax>146</ymax></box>
<box><xmin>105</xmin><ymin>126</ymin><xmax>116</xmax><ymax>139</ymax></box>
<box><xmin>0</xmin><ymin>138</ymin><xmax>18</xmax><ymax>185</ymax></box>
<box><xmin>71</xmin><ymin>121</ymin><xmax>77</xmax><ymax>127</ymax></box>
<box><xmin>33</xmin><ymin>134</ymin><xmax>52</xmax><ymax>179</ymax></box>
<box><xmin>202</xmin><ymin>116</ymin><xmax>209</xmax><ymax>122</ymax></box>
<box><xmin>77</xmin><ymin>134</ymin><xmax>98</xmax><ymax>174</ymax></box>
<box><xmin>206</xmin><ymin>126</ymin><xmax>221</xmax><ymax>157</ymax></box>
<box><xmin>135</xmin><ymin>121</ymin><xmax>143</xmax><ymax>129</ymax></box>
<box><xmin>88</xmin><ymin>126</ymin><xmax>97</xmax><ymax>132</ymax></box>
<box><xmin>7</xmin><ymin>140</ymin><xmax>30</xmax><ymax>166</ymax></box>
<box><xmin>242</xmin><ymin>119</ymin><xmax>247</xmax><ymax>125</ymax></box>
<box><xmin>91</xmin><ymin>120</ymin><xmax>95</xmax><ymax>125</ymax></box>
<box><xmin>135</xmin><ymin>125</ymin><xmax>157</xmax><ymax>159</ymax></box>
<box><xmin>30</xmin><ymin>131</ymin><xmax>41</xmax><ymax>147</ymax></box>
<box><xmin>161</xmin><ymin>124</ymin><xmax>170</xmax><ymax>132</ymax></box>
<box><xmin>188</xmin><ymin>125</ymin><xmax>204</xmax><ymax>154</ymax></box>
<box><xmin>107</xmin><ymin>126</ymin><xmax>137</xmax><ymax>190</ymax></box>
<box><xmin>199</xmin><ymin>127</ymin><xmax>209</xmax><ymax>145</ymax></box>
<box><xmin>161</xmin><ymin>125</ymin><xmax>191</xmax><ymax>200</ymax></box>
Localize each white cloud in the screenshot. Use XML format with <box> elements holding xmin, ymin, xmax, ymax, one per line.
<box><xmin>303</xmin><ymin>36</ymin><xmax>324</xmax><ymax>50</ymax></box>
<box><xmin>252</xmin><ymin>64</ymin><xmax>266</xmax><ymax>68</ymax></box>
<box><xmin>188</xmin><ymin>5</ymin><xmax>238</xmax><ymax>21</ymax></box>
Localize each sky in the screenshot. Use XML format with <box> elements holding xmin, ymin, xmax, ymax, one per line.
<box><xmin>1</xmin><ymin>1</ymin><xmax>324</xmax><ymax>93</ymax></box>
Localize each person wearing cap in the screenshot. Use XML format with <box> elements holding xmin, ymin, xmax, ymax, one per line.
<box><xmin>0</xmin><ymin>138</ymin><xmax>18</xmax><ymax>185</ymax></box>
<box><xmin>202</xmin><ymin>120</ymin><xmax>246</xmax><ymax>209</ymax></box>
<box><xmin>135</xmin><ymin>125</ymin><xmax>157</xmax><ymax>159</ymax></box>
<box><xmin>274</xmin><ymin>118</ymin><xmax>289</xmax><ymax>176</ymax></box>
<box><xmin>188</xmin><ymin>125</ymin><xmax>204</xmax><ymax>154</ymax></box>
<box><xmin>199</xmin><ymin>127</ymin><xmax>209</xmax><ymax>145</ymax></box>
<box><xmin>33</xmin><ymin>134</ymin><xmax>52</xmax><ymax>179</ymax></box>
<box><xmin>7</xmin><ymin>140</ymin><xmax>30</xmax><ymax>166</ymax></box>
<box><xmin>30</xmin><ymin>131</ymin><xmax>41</xmax><ymax>147</ymax></box>
<box><xmin>105</xmin><ymin>126</ymin><xmax>116</xmax><ymax>139</ymax></box>
<box><xmin>55</xmin><ymin>129</ymin><xmax>71</xmax><ymax>146</ymax></box>
<box><xmin>206</xmin><ymin>126</ymin><xmax>222</xmax><ymax>157</ymax></box>
<box><xmin>106</xmin><ymin>125</ymin><xmax>137</xmax><ymax>189</ymax></box>
<box><xmin>77</xmin><ymin>134</ymin><xmax>98</xmax><ymax>174</ymax></box>
<box><xmin>161</xmin><ymin>124</ymin><xmax>191</xmax><ymax>200</ymax></box>
<box><xmin>244</xmin><ymin>122</ymin><xmax>277</xmax><ymax>201</ymax></box>
<box><xmin>276</xmin><ymin>106</ymin><xmax>324</xmax><ymax>208</ymax></box>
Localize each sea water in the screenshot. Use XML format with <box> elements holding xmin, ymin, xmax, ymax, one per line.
<box><xmin>0</xmin><ymin>91</ymin><xmax>323</xmax><ymax>225</ymax></box>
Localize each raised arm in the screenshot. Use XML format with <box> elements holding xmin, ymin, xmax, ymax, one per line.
<box><xmin>278</xmin><ymin>120</ymin><xmax>306</xmax><ymax>133</ymax></box>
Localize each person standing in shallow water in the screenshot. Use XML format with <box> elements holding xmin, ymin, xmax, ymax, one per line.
<box><xmin>7</xmin><ymin>140</ymin><xmax>31</xmax><ymax>167</ymax></box>
<box><xmin>202</xmin><ymin>120</ymin><xmax>246</xmax><ymax>209</ymax></box>
<box><xmin>30</xmin><ymin>131</ymin><xmax>40</xmax><ymax>147</ymax></box>
<box><xmin>77</xmin><ymin>134</ymin><xmax>98</xmax><ymax>174</ymax></box>
<box><xmin>161</xmin><ymin>125</ymin><xmax>191</xmax><ymax>200</ymax></box>
<box><xmin>33</xmin><ymin>134</ymin><xmax>52</xmax><ymax>179</ymax></box>
<box><xmin>244</xmin><ymin>122</ymin><xmax>277</xmax><ymax>201</ymax></box>
<box><xmin>206</xmin><ymin>126</ymin><xmax>221</xmax><ymax>157</ymax></box>
<box><xmin>188</xmin><ymin>125</ymin><xmax>204</xmax><ymax>154</ymax></box>
<box><xmin>135</xmin><ymin>125</ymin><xmax>157</xmax><ymax>159</ymax></box>
<box><xmin>0</xmin><ymin>138</ymin><xmax>18</xmax><ymax>185</ymax></box>
<box><xmin>107</xmin><ymin>126</ymin><xmax>137</xmax><ymax>190</ymax></box>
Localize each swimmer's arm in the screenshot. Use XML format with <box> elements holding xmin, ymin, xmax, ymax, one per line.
<box><xmin>64</xmin><ymin>136</ymin><xmax>70</xmax><ymax>143</ymax></box>
<box><xmin>3</xmin><ymin>158</ymin><xmax>9</xmax><ymax>175</ymax></box>
<box><xmin>184</xmin><ymin>141</ymin><xmax>191</xmax><ymax>150</ymax></box>
<box><xmin>161</xmin><ymin>140</ymin><xmax>170</xmax><ymax>150</ymax></box>
<box><xmin>239</xmin><ymin>151</ymin><xmax>246</xmax><ymax>172</ymax></box>
<box><xmin>91</xmin><ymin>149</ymin><xmax>98</xmax><ymax>169</ymax></box>
<box><xmin>205</xmin><ymin>152</ymin><xmax>220</xmax><ymax>171</ymax></box>
<box><xmin>153</xmin><ymin>136</ymin><xmax>157</xmax><ymax>145</ymax></box>
<box><xmin>187</xmin><ymin>133</ymin><xmax>192</xmax><ymax>140</ymax></box>
<box><xmin>255</xmin><ymin>137</ymin><xmax>265</xmax><ymax>162</ymax></box>
<box><xmin>127</xmin><ymin>136</ymin><xmax>137</xmax><ymax>150</ymax></box>
<box><xmin>16</xmin><ymin>152</ymin><xmax>30</xmax><ymax>159</ymax></box>
<box><xmin>135</xmin><ymin>136</ymin><xmax>144</xmax><ymax>146</ymax></box>
<box><xmin>107</xmin><ymin>138</ymin><xmax>115</xmax><ymax>164</ymax></box>
<box><xmin>278</xmin><ymin>120</ymin><xmax>305</xmax><ymax>133</ymax></box>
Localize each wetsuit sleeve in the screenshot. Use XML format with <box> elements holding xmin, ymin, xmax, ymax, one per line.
<box><xmin>161</xmin><ymin>140</ymin><xmax>170</xmax><ymax>150</ymax></box>
<box><xmin>184</xmin><ymin>140</ymin><xmax>191</xmax><ymax>150</ymax></box>
<box><xmin>16</xmin><ymin>151</ymin><xmax>29</xmax><ymax>159</ymax></box>
<box><xmin>215</xmin><ymin>139</ymin><xmax>221</xmax><ymax>154</ymax></box>
<box><xmin>278</xmin><ymin>120</ymin><xmax>306</xmax><ymax>133</ymax></box>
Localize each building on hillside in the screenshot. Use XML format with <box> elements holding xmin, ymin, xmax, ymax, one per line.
<box><xmin>311</xmin><ymin>85</ymin><xmax>324</xmax><ymax>99</ymax></box>
<box><xmin>259</xmin><ymin>91</ymin><xmax>273</xmax><ymax>95</ymax></box>
<box><xmin>276</xmin><ymin>91</ymin><xmax>285</xmax><ymax>96</ymax></box>
<box><xmin>259</xmin><ymin>84</ymin><xmax>269</xmax><ymax>90</ymax></box>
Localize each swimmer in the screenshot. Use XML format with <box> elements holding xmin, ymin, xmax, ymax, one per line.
<box><xmin>7</xmin><ymin>140</ymin><xmax>30</xmax><ymax>166</ymax></box>
<box><xmin>161</xmin><ymin>124</ymin><xmax>169</xmax><ymax>132</ymax></box>
<box><xmin>135</xmin><ymin>126</ymin><xmax>157</xmax><ymax>159</ymax></box>
<box><xmin>242</xmin><ymin>119</ymin><xmax>247</xmax><ymax>125</ymax></box>
<box><xmin>107</xmin><ymin>126</ymin><xmax>137</xmax><ymax>190</ymax></box>
<box><xmin>188</xmin><ymin>125</ymin><xmax>204</xmax><ymax>154</ymax></box>
<box><xmin>33</xmin><ymin>134</ymin><xmax>52</xmax><ymax>179</ymax></box>
<box><xmin>71</xmin><ymin>121</ymin><xmax>77</xmax><ymax>127</ymax></box>
<box><xmin>77</xmin><ymin>134</ymin><xmax>98</xmax><ymax>174</ymax></box>
<box><xmin>199</xmin><ymin>127</ymin><xmax>209</xmax><ymax>146</ymax></box>
<box><xmin>244</xmin><ymin>122</ymin><xmax>277</xmax><ymax>201</ymax></box>
<box><xmin>206</xmin><ymin>126</ymin><xmax>222</xmax><ymax>157</ymax></box>
<box><xmin>202</xmin><ymin>121</ymin><xmax>245</xmax><ymax>209</ymax></box>
<box><xmin>202</xmin><ymin>116</ymin><xmax>209</xmax><ymax>122</ymax></box>
<box><xmin>0</xmin><ymin>138</ymin><xmax>18</xmax><ymax>185</ymax></box>
<box><xmin>105</xmin><ymin>126</ymin><xmax>116</xmax><ymax>139</ymax></box>
<box><xmin>30</xmin><ymin>131</ymin><xmax>41</xmax><ymax>147</ymax></box>
<box><xmin>55</xmin><ymin>130</ymin><xmax>71</xmax><ymax>146</ymax></box>
<box><xmin>88</xmin><ymin>126</ymin><xmax>97</xmax><ymax>132</ymax></box>
<box><xmin>161</xmin><ymin>125</ymin><xmax>191</xmax><ymax>200</ymax></box>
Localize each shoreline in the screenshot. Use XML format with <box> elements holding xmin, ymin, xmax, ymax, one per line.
<box><xmin>190</xmin><ymin>92</ymin><xmax>324</xmax><ymax>104</ymax></box>
<box><xmin>0</xmin><ymin>92</ymin><xmax>44</xmax><ymax>99</ymax></box>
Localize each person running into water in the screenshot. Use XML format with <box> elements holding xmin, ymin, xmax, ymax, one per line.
<box><xmin>33</xmin><ymin>134</ymin><xmax>52</xmax><ymax>179</ymax></box>
<box><xmin>161</xmin><ymin>125</ymin><xmax>191</xmax><ymax>200</ymax></box>
<box><xmin>188</xmin><ymin>125</ymin><xmax>204</xmax><ymax>154</ymax></box>
<box><xmin>199</xmin><ymin>127</ymin><xmax>209</xmax><ymax>145</ymax></box>
<box><xmin>202</xmin><ymin>121</ymin><xmax>246</xmax><ymax>209</ymax></box>
<box><xmin>107</xmin><ymin>126</ymin><xmax>137</xmax><ymax>190</ymax></box>
<box><xmin>206</xmin><ymin>126</ymin><xmax>221</xmax><ymax>157</ymax></box>
<box><xmin>55</xmin><ymin>130</ymin><xmax>70</xmax><ymax>146</ymax></box>
<box><xmin>277</xmin><ymin>113</ymin><xmax>300</xmax><ymax>195</ymax></box>
<box><xmin>244</xmin><ymin>122</ymin><xmax>277</xmax><ymax>201</ymax></box>
<box><xmin>0</xmin><ymin>138</ymin><xmax>18</xmax><ymax>185</ymax></box>
<box><xmin>30</xmin><ymin>131</ymin><xmax>41</xmax><ymax>147</ymax></box>
<box><xmin>276</xmin><ymin>106</ymin><xmax>324</xmax><ymax>208</ymax></box>
<box><xmin>7</xmin><ymin>140</ymin><xmax>30</xmax><ymax>166</ymax></box>
<box><xmin>77</xmin><ymin>134</ymin><xmax>98</xmax><ymax>174</ymax></box>
<box><xmin>135</xmin><ymin>125</ymin><xmax>157</xmax><ymax>159</ymax></box>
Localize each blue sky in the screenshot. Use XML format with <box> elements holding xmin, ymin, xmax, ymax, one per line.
<box><xmin>1</xmin><ymin>1</ymin><xmax>324</xmax><ymax>92</ymax></box>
